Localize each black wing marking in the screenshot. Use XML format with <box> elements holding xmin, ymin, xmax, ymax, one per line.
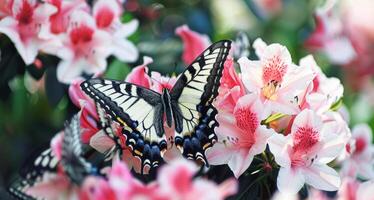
<box><xmin>8</xmin><ymin>148</ymin><xmax>58</xmax><ymax>200</ymax></box>
<box><xmin>61</xmin><ymin>115</ymin><xmax>92</xmax><ymax>184</ymax></box>
<box><xmin>170</xmin><ymin>40</ymin><xmax>231</xmax><ymax>164</ymax></box>
<box><xmin>81</xmin><ymin>79</ymin><xmax>167</xmax><ymax>173</ymax></box>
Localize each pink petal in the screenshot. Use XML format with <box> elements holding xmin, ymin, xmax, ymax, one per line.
<box><xmin>125</xmin><ymin>56</ymin><xmax>152</xmax><ymax>88</ymax></box>
<box><xmin>291</xmin><ymin>109</ymin><xmax>323</xmax><ymax>136</ymax></box>
<box><xmin>206</xmin><ymin>142</ymin><xmax>234</xmax><ymax>165</ymax></box>
<box><xmin>175</xmin><ymin>25</ymin><xmax>211</xmax><ymax>65</ymax></box>
<box><xmin>218</xmin><ymin>178</ymin><xmax>238</xmax><ymax>198</ymax></box>
<box><xmin>93</xmin><ymin>0</ymin><xmax>120</xmax><ymax>29</ymax></box>
<box><xmin>89</xmin><ymin>130</ymin><xmax>115</xmax><ymax>153</ymax></box>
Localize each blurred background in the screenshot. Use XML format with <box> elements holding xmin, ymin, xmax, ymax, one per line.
<box><xmin>1</xmin><ymin>0</ymin><xmax>374</xmax><ymax>198</ymax></box>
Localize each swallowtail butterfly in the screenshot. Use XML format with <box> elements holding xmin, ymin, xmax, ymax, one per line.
<box><xmin>9</xmin><ymin>115</ymin><xmax>94</xmax><ymax>199</ymax></box>
<box><xmin>81</xmin><ymin>40</ymin><xmax>231</xmax><ymax>172</ymax></box>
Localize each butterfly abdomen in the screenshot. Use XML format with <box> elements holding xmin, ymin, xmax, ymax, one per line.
<box><xmin>161</xmin><ymin>88</ymin><xmax>173</xmax><ymax>128</ymax></box>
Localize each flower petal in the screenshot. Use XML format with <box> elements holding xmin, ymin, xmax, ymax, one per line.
<box><xmin>304</xmin><ymin>164</ymin><xmax>341</xmax><ymax>191</ymax></box>
<box><xmin>277</xmin><ymin>167</ymin><xmax>305</xmax><ymax>194</ymax></box>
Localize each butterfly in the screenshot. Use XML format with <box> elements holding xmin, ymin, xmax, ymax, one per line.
<box><xmin>9</xmin><ymin>115</ymin><xmax>95</xmax><ymax>200</ymax></box>
<box><xmin>81</xmin><ymin>40</ymin><xmax>232</xmax><ymax>172</ymax></box>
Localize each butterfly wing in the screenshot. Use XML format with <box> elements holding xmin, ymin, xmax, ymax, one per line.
<box><xmin>61</xmin><ymin>115</ymin><xmax>92</xmax><ymax>184</ymax></box>
<box><xmin>9</xmin><ymin>116</ymin><xmax>91</xmax><ymax>199</ymax></box>
<box><xmin>81</xmin><ymin>79</ymin><xmax>167</xmax><ymax>172</ymax></box>
<box><xmin>8</xmin><ymin>148</ymin><xmax>58</xmax><ymax>200</ymax></box>
<box><xmin>170</xmin><ymin>40</ymin><xmax>231</xmax><ymax>163</ymax></box>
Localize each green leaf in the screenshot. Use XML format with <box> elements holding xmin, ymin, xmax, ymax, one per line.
<box><xmin>262</xmin><ymin>113</ymin><xmax>287</xmax><ymax>125</ymax></box>
<box><xmin>104</xmin><ymin>60</ymin><xmax>131</xmax><ymax>80</ymax></box>
<box><xmin>330</xmin><ymin>98</ymin><xmax>343</xmax><ymax>111</ymax></box>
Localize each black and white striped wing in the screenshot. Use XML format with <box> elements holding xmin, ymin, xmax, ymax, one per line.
<box><xmin>81</xmin><ymin>79</ymin><xmax>167</xmax><ymax>172</ymax></box>
<box><xmin>61</xmin><ymin>115</ymin><xmax>92</xmax><ymax>184</ymax></box>
<box><xmin>170</xmin><ymin>40</ymin><xmax>231</xmax><ymax>163</ymax></box>
<box><xmin>9</xmin><ymin>148</ymin><xmax>58</xmax><ymax>200</ymax></box>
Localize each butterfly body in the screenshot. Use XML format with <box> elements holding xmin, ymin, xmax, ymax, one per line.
<box><xmin>81</xmin><ymin>40</ymin><xmax>231</xmax><ymax>171</ymax></box>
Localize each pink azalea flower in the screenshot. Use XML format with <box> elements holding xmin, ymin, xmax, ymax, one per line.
<box><xmin>0</xmin><ymin>0</ymin><xmax>59</xmax><ymax>64</ymax></box>
<box><xmin>125</xmin><ymin>56</ymin><xmax>153</xmax><ymax>88</ymax></box>
<box><xmin>299</xmin><ymin>55</ymin><xmax>343</xmax><ymax>114</ymax></box>
<box><xmin>207</xmin><ymin>93</ymin><xmax>276</xmax><ymax>178</ymax></box>
<box><xmin>337</xmin><ymin>178</ymin><xmax>374</xmax><ymax>200</ymax></box>
<box><xmin>158</xmin><ymin>159</ymin><xmax>238</xmax><ymax>200</ymax></box>
<box><xmin>268</xmin><ymin>109</ymin><xmax>345</xmax><ymax>194</ymax></box>
<box><xmin>239</xmin><ymin>38</ymin><xmax>315</xmax><ymax>116</ymax></box>
<box><xmin>80</xmin><ymin>176</ymin><xmax>117</xmax><ymax>200</ymax></box>
<box><xmin>342</xmin><ymin>123</ymin><xmax>374</xmax><ymax>180</ymax></box>
<box><xmin>93</xmin><ymin>0</ymin><xmax>138</xmax><ymax>62</ymax></box>
<box><xmin>175</xmin><ymin>24</ymin><xmax>211</xmax><ymax>65</ymax></box>
<box><xmin>46</xmin><ymin>0</ymin><xmax>88</xmax><ymax>34</ymax></box>
<box><xmin>321</xmin><ymin>111</ymin><xmax>351</xmax><ymax>160</ymax></box>
<box><xmin>51</xmin><ymin>10</ymin><xmax>113</xmax><ymax>83</ymax></box>
<box><xmin>216</xmin><ymin>58</ymin><xmax>246</xmax><ymax>113</ymax></box>
<box><xmin>304</xmin><ymin>9</ymin><xmax>356</xmax><ymax>66</ymax></box>
<box><xmin>108</xmin><ymin>160</ymin><xmax>168</xmax><ymax>200</ymax></box>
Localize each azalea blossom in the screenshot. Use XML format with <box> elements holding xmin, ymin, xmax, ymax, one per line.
<box><xmin>299</xmin><ymin>55</ymin><xmax>343</xmax><ymax>114</ymax></box>
<box><xmin>342</xmin><ymin>123</ymin><xmax>374</xmax><ymax>180</ymax></box>
<box><xmin>175</xmin><ymin>24</ymin><xmax>211</xmax><ymax>65</ymax></box>
<box><xmin>239</xmin><ymin>38</ymin><xmax>315</xmax><ymax>116</ymax></box>
<box><xmin>0</xmin><ymin>0</ymin><xmax>59</xmax><ymax>64</ymax></box>
<box><xmin>93</xmin><ymin>0</ymin><xmax>138</xmax><ymax>63</ymax></box>
<box><xmin>45</xmin><ymin>0</ymin><xmax>88</xmax><ymax>34</ymax></box>
<box><xmin>157</xmin><ymin>159</ymin><xmax>238</xmax><ymax>200</ymax></box>
<box><xmin>268</xmin><ymin>109</ymin><xmax>345</xmax><ymax>194</ymax></box>
<box><xmin>337</xmin><ymin>178</ymin><xmax>374</xmax><ymax>200</ymax></box>
<box><xmin>50</xmin><ymin>10</ymin><xmax>114</xmax><ymax>83</ymax></box>
<box><xmin>215</xmin><ymin>58</ymin><xmax>246</xmax><ymax>113</ymax></box>
<box><xmin>306</xmin><ymin>0</ymin><xmax>374</xmax><ymax>90</ymax></box>
<box><xmin>207</xmin><ymin>93</ymin><xmax>276</xmax><ymax>178</ymax></box>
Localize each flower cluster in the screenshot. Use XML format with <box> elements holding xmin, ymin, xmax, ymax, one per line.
<box><xmin>0</xmin><ymin>0</ymin><xmax>138</xmax><ymax>83</ymax></box>
<box><xmin>7</xmin><ymin>8</ymin><xmax>374</xmax><ymax>198</ymax></box>
<box><xmin>25</xmin><ymin>131</ymin><xmax>237</xmax><ymax>200</ymax></box>
<box><xmin>305</xmin><ymin>0</ymin><xmax>374</xmax><ymax>90</ymax></box>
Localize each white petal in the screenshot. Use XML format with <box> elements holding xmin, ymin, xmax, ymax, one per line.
<box><xmin>304</xmin><ymin>164</ymin><xmax>341</xmax><ymax>191</ymax></box>
<box><xmin>56</xmin><ymin>60</ymin><xmax>84</xmax><ymax>83</ymax></box>
<box><xmin>112</xmin><ymin>39</ymin><xmax>139</xmax><ymax>63</ymax></box>
<box><xmin>206</xmin><ymin>143</ymin><xmax>233</xmax><ymax>165</ymax></box>
<box><xmin>318</xmin><ymin>131</ymin><xmax>345</xmax><ymax>164</ymax></box>
<box><xmin>228</xmin><ymin>148</ymin><xmax>254</xmax><ymax>178</ymax></box>
<box><xmin>0</xmin><ymin>17</ymin><xmax>37</xmax><ymax>64</ymax></box>
<box><xmin>238</xmin><ymin>57</ymin><xmax>263</xmax><ymax>92</ymax></box>
<box><xmin>291</xmin><ymin>109</ymin><xmax>323</xmax><ymax>135</ymax></box>
<box><xmin>115</xmin><ymin>19</ymin><xmax>139</xmax><ymax>38</ymax></box>
<box><xmin>268</xmin><ymin>133</ymin><xmax>291</xmax><ymax>168</ymax></box>
<box><xmin>277</xmin><ymin>167</ymin><xmax>305</xmax><ymax>194</ymax></box>
<box><xmin>250</xmin><ymin>126</ymin><xmax>274</xmax><ymax>155</ymax></box>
